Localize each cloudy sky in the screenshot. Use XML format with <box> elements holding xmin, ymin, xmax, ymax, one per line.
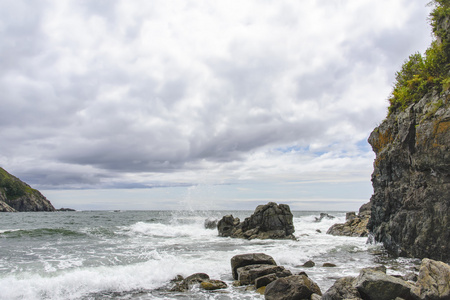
<box><xmin>1</xmin><ymin>0</ymin><xmax>433</xmax><ymax>211</ymax></box>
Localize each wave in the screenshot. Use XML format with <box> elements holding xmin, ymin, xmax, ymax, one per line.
<box><xmin>120</xmin><ymin>221</ymin><xmax>218</xmax><ymax>239</ymax></box>
<box><xmin>0</xmin><ymin>228</ymin><xmax>85</xmax><ymax>238</ymax></box>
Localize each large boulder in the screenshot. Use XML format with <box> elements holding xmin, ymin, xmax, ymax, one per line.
<box><xmin>354</xmin><ymin>268</ymin><xmax>413</xmax><ymax>300</ymax></box>
<box><xmin>236</xmin><ymin>264</ymin><xmax>292</xmax><ymax>286</ymax></box>
<box><xmin>218</xmin><ymin>202</ymin><xmax>295</xmax><ymax>240</ymax></box>
<box><xmin>411</xmin><ymin>258</ymin><xmax>450</xmax><ymax>300</ymax></box>
<box><xmin>231</xmin><ymin>253</ymin><xmax>277</xmax><ymax>280</ymax></box>
<box><xmin>322</xmin><ymin>276</ymin><xmax>363</xmax><ymax>300</ymax></box>
<box><xmin>264</xmin><ymin>274</ymin><xmax>322</xmax><ymax>300</ymax></box>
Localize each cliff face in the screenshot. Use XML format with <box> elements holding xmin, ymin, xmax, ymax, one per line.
<box><xmin>368</xmin><ymin>92</ymin><xmax>450</xmax><ymax>261</ymax></box>
<box><xmin>0</xmin><ymin>167</ymin><xmax>55</xmax><ymax>212</ymax></box>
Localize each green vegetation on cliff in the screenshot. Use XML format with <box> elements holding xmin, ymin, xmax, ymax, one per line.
<box><xmin>388</xmin><ymin>0</ymin><xmax>450</xmax><ymax>115</ymax></box>
<box><xmin>0</xmin><ymin>167</ymin><xmax>34</xmax><ymax>200</ymax></box>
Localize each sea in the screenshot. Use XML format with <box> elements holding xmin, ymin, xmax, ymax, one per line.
<box><xmin>0</xmin><ymin>210</ymin><xmax>420</xmax><ymax>300</ymax></box>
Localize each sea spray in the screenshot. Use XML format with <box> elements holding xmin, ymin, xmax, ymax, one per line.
<box><xmin>0</xmin><ymin>211</ymin><xmax>420</xmax><ymax>300</ymax></box>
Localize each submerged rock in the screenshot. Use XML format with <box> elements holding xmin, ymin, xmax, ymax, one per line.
<box><xmin>218</xmin><ymin>202</ymin><xmax>295</xmax><ymax>240</ymax></box>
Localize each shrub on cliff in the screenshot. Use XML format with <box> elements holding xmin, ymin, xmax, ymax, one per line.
<box><xmin>388</xmin><ymin>0</ymin><xmax>450</xmax><ymax>115</ymax></box>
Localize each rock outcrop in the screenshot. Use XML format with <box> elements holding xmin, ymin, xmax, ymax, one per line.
<box><xmin>217</xmin><ymin>202</ymin><xmax>295</xmax><ymax>240</ymax></box>
<box><xmin>326</xmin><ymin>203</ymin><xmax>370</xmax><ymax>237</ymax></box>
<box><xmin>367</xmin><ymin>1</ymin><xmax>450</xmax><ymax>262</ymax></box>
<box><xmin>368</xmin><ymin>92</ymin><xmax>450</xmax><ymax>261</ymax></box>
<box><xmin>0</xmin><ymin>167</ymin><xmax>55</xmax><ymax>212</ymax></box>
<box><xmin>322</xmin><ymin>259</ymin><xmax>450</xmax><ymax>300</ymax></box>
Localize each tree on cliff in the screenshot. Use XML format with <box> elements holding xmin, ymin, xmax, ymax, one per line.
<box><xmin>388</xmin><ymin>0</ymin><xmax>450</xmax><ymax>114</ymax></box>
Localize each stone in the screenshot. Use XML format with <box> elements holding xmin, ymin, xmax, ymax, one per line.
<box><xmin>217</xmin><ymin>215</ymin><xmax>240</xmax><ymax>237</ymax></box>
<box><xmin>411</xmin><ymin>258</ymin><xmax>450</xmax><ymax>300</ymax></box>
<box><xmin>230</xmin><ymin>253</ymin><xmax>277</xmax><ymax>280</ymax></box>
<box><xmin>184</xmin><ymin>273</ymin><xmax>210</xmax><ymax>284</ymax></box>
<box><xmin>170</xmin><ymin>273</ymin><xmax>212</xmax><ymax>292</ymax></box>
<box><xmin>322</xmin><ymin>276</ymin><xmax>362</xmax><ymax>300</ymax></box>
<box><xmin>327</xmin><ymin>214</ymin><xmax>369</xmax><ymax>237</ymax></box>
<box><xmin>346</xmin><ymin>211</ymin><xmax>357</xmax><ymax>221</ymax></box>
<box><xmin>255</xmin><ymin>273</ymin><xmax>278</xmax><ymax>288</ymax></box>
<box><xmin>200</xmin><ymin>279</ymin><xmax>227</xmax><ymax>290</ymax></box>
<box><xmin>311</xmin><ymin>293</ymin><xmax>323</xmax><ymax>300</ymax></box>
<box><xmin>264</xmin><ymin>275</ymin><xmax>322</xmax><ymax>300</ymax></box>
<box><xmin>323</xmin><ymin>263</ymin><xmax>337</xmax><ymax>267</ymax></box>
<box><xmin>303</xmin><ymin>260</ymin><xmax>315</xmax><ymax>268</ymax></box>
<box><xmin>354</xmin><ymin>268</ymin><xmax>413</xmax><ymax>300</ymax></box>
<box><xmin>236</xmin><ymin>264</ymin><xmax>292</xmax><ymax>286</ymax></box>
<box><xmin>204</xmin><ymin>218</ymin><xmax>218</xmax><ymax>229</ymax></box>
<box><xmin>315</xmin><ymin>213</ymin><xmax>335</xmax><ymax>222</ymax></box>
<box><xmin>367</xmin><ymin>90</ymin><xmax>450</xmax><ymax>261</ymax></box>
<box><xmin>217</xmin><ymin>202</ymin><xmax>295</xmax><ymax>240</ymax></box>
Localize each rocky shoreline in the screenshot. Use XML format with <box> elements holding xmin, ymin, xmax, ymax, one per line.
<box><xmin>161</xmin><ymin>252</ymin><xmax>450</xmax><ymax>300</ymax></box>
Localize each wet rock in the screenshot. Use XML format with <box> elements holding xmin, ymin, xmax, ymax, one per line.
<box><xmin>315</xmin><ymin>213</ymin><xmax>335</xmax><ymax>222</ymax></box>
<box><xmin>237</xmin><ymin>264</ymin><xmax>291</xmax><ymax>286</ymax></box>
<box><xmin>326</xmin><ymin>214</ymin><xmax>369</xmax><ymax>237</ymax></box>
<box><xmin>200</xmin><ymin>279</ymin><xmax>227</xmax><ymax>290</ymax></box>
<box><xmin>204</xmin><ymin>218</ymin><xmax>218</xmax><ymax>229</ymax></box>
<box><xmin>218</xmin><ymin>202</ymin><xmax>295</xmax><ymax>240</ymax></box>
<box><xmin>411</xmin><ymin>258</ymin><xmax>450</xmax><ymax>300</ymax></box>
<box><xmin>323</xmin><ymin>263</ymin><xmax>337</xmax><ymax>268</ymax></box>
<box><xmin>264</xmin><ymin>274</ymin><xmax>322</xmax><ymax>300</ymax></box>
<box><xmin>255</xmin><ymin>273</ymin><xmax>278</xmax><ymax>289</ymax></box>
<box><xmin>322</xmin><ymin>276</ymin><xmax>362</xmax><ymax>300</ymax></box>
<box><xmin>170</xmin><ymin>273</ymin><xmax>210</xmax><ymax>292</ymax></box>
<box><xmin>346</xmin><ymin>211</ymin><xmax>357</xmax><ymax>221</ymax></box>
<box><xmin>354</xmin><ymin>268</ymin><xmax>413</xmax><ymax>300</ymax></box>
<box><xmin>303</xmin><ymin>260</ymin><xmax>315</xmax><ymax>268</ymax></box>
<box><xmin>217</xmin><ymin>215</ymin><xmax>240</xmax><ymax>237</ymax></box>
<box><xmin>230</xmin><ymin>253</ymin><xmax>277</xmax><ymax>280</ymax></box>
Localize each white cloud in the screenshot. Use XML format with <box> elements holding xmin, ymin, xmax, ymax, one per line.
<box><xmin>0</xmin><ymin>0</ymin><xmax>433</xmax><ymax>209</ymax></box>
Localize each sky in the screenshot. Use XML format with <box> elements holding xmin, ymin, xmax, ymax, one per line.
<box><xmin>0</xmin><ymin>0</ymin><xmax>433</xmax><ymax>211</ymax></box>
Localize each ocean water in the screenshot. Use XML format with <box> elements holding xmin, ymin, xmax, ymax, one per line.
<box><xmin>0</xmin><ymin>210</ymin><xmax>420</xmax><ymax>300</ymax></box>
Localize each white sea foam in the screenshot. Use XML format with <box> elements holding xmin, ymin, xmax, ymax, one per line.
<box><xmin>0</xmin><ymin>211</ymin><xmax>419</xmax><ymax>300</ymax></box>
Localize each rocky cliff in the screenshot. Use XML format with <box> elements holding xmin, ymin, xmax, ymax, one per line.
<box><xmin>0</xmin><ymin>167</ymin><xmax>55</xmax><ymax>212</ymax></box>
<box><xmin>368</xmin><ymin>92</ymin><xmax>449</xmax><ymax>261</ymax></box>
<box><xmin>367</xmin><ymin>1</ymin><xmax>450</xmax><ymax>263</ymax></box>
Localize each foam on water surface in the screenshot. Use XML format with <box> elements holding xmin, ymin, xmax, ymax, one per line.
<box><xmin>0</xmin><ymin>210</ymin><xmax>419</xmax><ymax>300</ymax></box>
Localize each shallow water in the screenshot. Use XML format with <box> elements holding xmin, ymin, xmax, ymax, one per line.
<box><xmin>0</xmin><ymin>211</ymin><xmax>420</xmax><ymax>299</ymax></box>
